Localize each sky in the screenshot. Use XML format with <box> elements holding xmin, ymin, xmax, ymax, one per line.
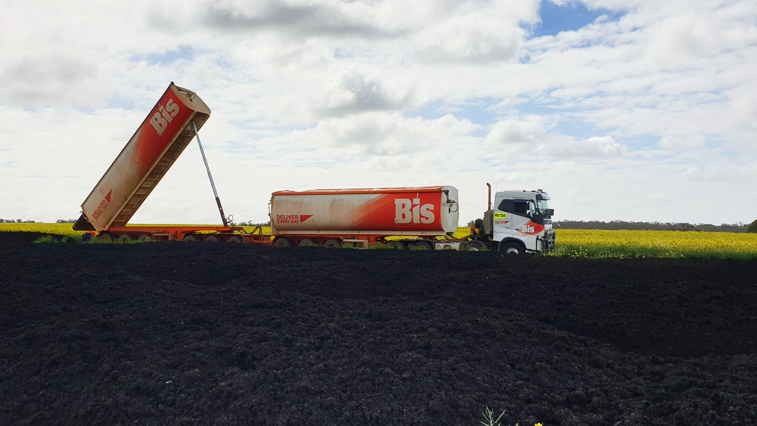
<box><xmin>1</xmin><ymin>0</ymin><xmax>756</xmax><ymax>226</ymax></box>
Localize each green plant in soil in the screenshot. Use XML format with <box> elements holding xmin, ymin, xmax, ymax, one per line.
<box><xmin>480</xmin><ymin>407</ymin><xmax>506</xmax><ymax>426</ymax></box>
<box><xmin>32</xmin><ymin>235</ymin><xmax>71</xmax><ymax>244</ymax></box>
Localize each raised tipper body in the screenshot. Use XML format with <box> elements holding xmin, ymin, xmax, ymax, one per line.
<box><xmin>72</xmin><ymin>83</ymin><xmax>269</xmax><ymax>244</ymax></box>
<box><xmin>74</xmin><ymin>83</ymin><xmax>211</xmax><ymax>232</ymax></box>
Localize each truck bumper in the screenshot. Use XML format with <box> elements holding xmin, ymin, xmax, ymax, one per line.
<box><xmin>538</xmin><ymin>231</ymin><xmax>556</xmax><ymax>252</ymax></box>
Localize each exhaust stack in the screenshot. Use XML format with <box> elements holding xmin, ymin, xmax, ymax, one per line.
<box><xmin>486</xmin><ymin>183</ymin><xmax>492</xmax><ymax>210</ymax></box>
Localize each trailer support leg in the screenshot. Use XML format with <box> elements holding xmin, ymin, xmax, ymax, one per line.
<box><xmin>193</xmin><ymin>121</ymin><xmax>228</xmax><ymax>227</ymax></box>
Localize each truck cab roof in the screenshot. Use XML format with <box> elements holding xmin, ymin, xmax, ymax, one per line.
<box><xmin>495</xmin><ymin>190</ymin><xmax>550</xmax><ymax>200</ymax></box>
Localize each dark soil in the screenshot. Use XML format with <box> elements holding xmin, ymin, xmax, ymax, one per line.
<box><xmin>1</xmin><ymin>232</ymin><xmax>756</xmax><ymax>426</ymax></box>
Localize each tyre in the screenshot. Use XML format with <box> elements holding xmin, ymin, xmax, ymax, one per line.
<box><xmin>323</xmin><ymin>239</ymin><xmax>341</xmax><ymax>248</ymax></box>
<box><xmin>466</xmin><ymin>241</ymin><xmax>485</xmax><ymax>251</ymax></box>
<box><xmin>182</xmin><ymin>235</ymin><xmax>198</xmax><ymax>242</ymax></box>
<box><xmin>273</xmin><ymin>237</ymin><xmax>293</xmax><ymax>248</ymax></box>
<box><xmin>205</xmin><ymin>235</ymin><xmax>220</xmax><ymax>242</ymax></box>
<box><xmin>227</xmin><ymin>236</ymin><xmax>242</xmax><ymax>243</ymax></box>
<box><xmin>117</xmin><ymin>234</ymin><xmax>132</xmax><ymax>243</ymax></box>
<box><xmin>98</xmin><ymin>232</ymin><xmax>113</xmax><ymax>241</ymax></box>
<box><xmin>387</xmin><ymin>241</ymin><xmax>404</xmax><ymax>250</ymax></box>
<box><xmin>138</xmin><ymin>234</ymin><xmax>151</xmax><ymax>242</ymax></box>
<box><xmin>299</xmin><ymin>238</ymin><xmax>319</xmax><ymax>247</ymax></box>
<box><xmin>412</xmin><ymin>241</ymin><xmax>433</xmax><ymax>251</ymax></box>
<box><xmin>501</xmin><ymin>242</ymin><xmax>525</xmax><ymax>256</ymax></box>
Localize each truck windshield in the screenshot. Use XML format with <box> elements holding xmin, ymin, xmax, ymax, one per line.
<box><xmin>537</xmin><ymin>199</ymin><xmax>551</xmax><ymax>215</ymax></box>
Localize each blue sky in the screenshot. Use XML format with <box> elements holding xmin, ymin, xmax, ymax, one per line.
<box><xmin>530</xmin><ymin>0</ymin><xmax>626</xmax><ymax>38</ymax></box>
<box><xmin>1</xmin><ymin>0</ymin><xmax>756</xmax><ymax>225</ymax></box>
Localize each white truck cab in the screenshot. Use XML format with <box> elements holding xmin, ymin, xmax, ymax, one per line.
<box><xmin>470</xmin><ymin>187</ymin><xmax>555</xmax><ymax>255</ymax></box>
<box><xmin>492</xmin><ymin>190</ymin><xmax>555</xmax><ymax>254</ymax></box>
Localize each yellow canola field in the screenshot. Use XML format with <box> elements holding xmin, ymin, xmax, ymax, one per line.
<box><xmin>0</xmin><ymin>223</ymin><xmax>274</xmax><ymax>242</ymax></box>
<box><xmin>0</xmin><ymin>222</ymin><xmax>86</xmax><ymax>237</ymax></box>
<box><xmin>2</xmin><ymin>223</ymin><xmax>755</xmax><ymax>259</ymax></box>
<box><xmin>550</xmin><ymin>229</ymin><xmax>757</xmax><ymax>259</ymax></box>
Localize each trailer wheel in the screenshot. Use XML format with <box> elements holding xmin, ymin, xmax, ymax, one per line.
<box><xmin>205</xmin><ymin>235</ymin><xmax>220</xmax><ymax>242</ymax></box>
<box><xmin>501</xmin><ymin>242</ymin><xmax>525</xmax><ymax>257</ymax></box>
<box><xmin>323</xmin><ymin>239</ymin><xmax>341</xmax><ymax>248</ymax></box>
<box><xmin>182</xmin><ymin>235</ymin><xmax>198</xmax><ymax>242</ymax></box>
<box><xmin>138</xmin><ymin>234</ymin><xmax>151</xmax><ymax>242</ymax></box>
<box><xmin>387</xmin><ymin>241</ymin><xmax>404</xmax><ymax>250</ymax></box>
<box><xmin>118</xmin><ymin>234</ymin><xmax>132</xmax><ymax>243</ymax></box>
<box><xmin>299</xmin><ymin>238</ymin><xmax>319</xmax><ymax>247</ymax></box>
<box><xmin>273</xmin><ymin>237</ymin><xmax>293</xmax><ymax>248</ymax></box>
<box><xmin>412</xmin><ymin>241</ymin><xmax>433</xmax><ymax>251</ymax></box>
<box><xmin>227</xmin><ymin>236</ymin><xmax>242</xmax><ymax>243</ymax></box>
<box><xmin>98</xmin><ymin>232</ymin><xmax>114</xmax><ymax>241</ymax></box>
<box><xmin>466</xmin><ymin>241</ymin><xmax>485</xmax><ymax>251</ymax></box>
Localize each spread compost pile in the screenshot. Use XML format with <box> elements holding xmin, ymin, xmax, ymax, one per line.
<box><xmin>1</xmin><ymin>232</ymin><xmax>756</xmax><ymax>426</ymax></box>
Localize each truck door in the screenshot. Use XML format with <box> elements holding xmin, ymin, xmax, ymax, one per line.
<box><xmin>493</xmin><ymin>199</ymin><xmax>514</xmax><ymax>241</ymax></box>
<box><xmin>512</xmin><ymin>199</ymin><xmax>538</xmax><ymax>250</ymax></box>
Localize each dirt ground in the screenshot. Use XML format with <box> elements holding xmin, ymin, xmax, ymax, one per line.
<box><xmin>1</xmin><ymin>232</ymin><xmax>756</xmax><ymax>425</ymax></box>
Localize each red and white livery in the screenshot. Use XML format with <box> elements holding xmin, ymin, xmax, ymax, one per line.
<box><xmin>270</xmin><ymin>186</ymin><xmax>459</xmax><ymax>237</ymax></box>
<box><xmin>75</xmin><ymin>83</ymin><xmax>211</xmax><ymax>232</ymax></box>
<box><xmin>72</xmin><ymin>83</ymin><xmax>555</xmax><ymax>253</ymax></box>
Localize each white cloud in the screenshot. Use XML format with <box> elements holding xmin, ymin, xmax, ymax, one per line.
<box><xmin>659</xmin><ymin>134</ymin><xmax>706</xmax><ymax>150</ymax></box>
<box><xmin>0</xmin><ymin>0</ymin><xmax>756</xmax><ymax>225</ymax></box>
<box><xmin>683</xmin><ymin>162</ymin><xmax>757</xmax><ymax>182</ymax></box>
<box><xmin>319</xmin><ymin>71</ymin><xmax>415</xmax><ymax>115</ymax></box>
<box><xmin>487</xmin><ymin>117</ymin><xmax>549</xmax><ymax>144</ymax></box>
<box><xmin>486</xmin><ymin>118</ymin><xmax>624</xmax><ymax>158</ymax></box>
<box><xmin>551</xmin><ymin>135</ymin><xmax>623</xmax><ymax>157</ymax></box>
<box><xmin>274</xmin><ymin>112</ymin><xmax>480</xmax><ymax>158</ymax></box>
<box><xmin>492</xmin><ymin>172</ymin><xmax>538</xmax><ymax>185</ymax></box>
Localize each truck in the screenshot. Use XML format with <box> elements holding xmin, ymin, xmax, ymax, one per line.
<box><xmin>268</xmin><ymin>186</ymin><xmax>555</xmax><ymax>255</ymax></box>
<box><xmin>467</xmin><ymin>186</ymin><xmax>556</xmax><ymax>254</ymax></box>
<box><xmin>73</xmin><ymin>83</ymin><xmax>555</xmax><ymax>255</ymax></box>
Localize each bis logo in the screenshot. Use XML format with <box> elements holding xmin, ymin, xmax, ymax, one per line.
<box><xmin>149</xmin><ymin>99</ymin><xmax>180</xmax><ymax>136</ymax></box>
<box><xmin>394</xmin><ymin>198</ymin><xmax>435</xmax><ymax>224</ymax></box>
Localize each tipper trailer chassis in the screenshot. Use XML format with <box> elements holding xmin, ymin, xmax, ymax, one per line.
<box><xmin>74</xmin><ymin>83</ymin><xmax>555</xmax><ymax>254</ymax></box>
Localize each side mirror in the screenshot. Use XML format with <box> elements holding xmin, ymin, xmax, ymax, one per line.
<box><xmin>547</xmin><ymin>209</ymin><xmax>554</xmax><ymax>216</ymax></box>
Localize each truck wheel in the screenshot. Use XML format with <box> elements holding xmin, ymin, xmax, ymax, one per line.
<box><xmin>182</xmin><ymin>235</ymin><xmax>198</xmax><ymax>242</ymax></box>
<box><xmin>138</xmin><ymin>234</ymin><xmax>151</xmax><ymax>242</ymax></box>
<box><xmin>412</xmin><ymin>241</ymin><xmax>433</xmax><ymax>251</ymax></box>
<box><xmin>299</xmin><ymin>238</ymin><xmax>319</xmax><ymax>247</ymax></box>
<box><xmin>205</xmin><ymin>235</ymin><xmax>220</xmax><ymax>242</ymax></box>
<box><xmin>273</xmin><ymin>237</ymin><xmax>293</xmax><ymax>248</ymax></box>
<box><xmin>98</xmin><ymin>232</ymin><xmax>113</xmax><ymax>241</ymax></box>
<box><xmin>323</xmin><ymin>239</ymin><xmax>341</xmax><ymax>248</ymax></box>
<box><xmin>118</xmin><ymin>234</ymin><xmax>132</xmax><ymax>243</ymax></box>
<box><xmin>466</xmin><ymin>241</ymin><xmax>485</xmax><ymax>251</ymax></box>
<box><xmin>227</xmin><ymin>236</ymin><xmax>242</xmax><ymax>243</ymax></box>
<box><xmin>501</xmin><ymin>242</ymin><xmax>525</xmax><ymax>256</ymax></box>
<box><xmin>387</xmin><ymin>241</ymin><xmax>404</xmax><ymax>250</ymax></box>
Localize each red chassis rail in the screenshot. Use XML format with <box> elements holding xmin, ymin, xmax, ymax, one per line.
<box><xmin>96</xmin><ymin>225</ymin><xmax>272</xmax><ymax>244</ymax></box>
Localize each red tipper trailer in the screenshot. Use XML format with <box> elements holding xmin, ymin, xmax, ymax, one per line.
<box><xmin>269</xmin><ymin>186</ymin><xmax>461</xmax><ymax>249</ymax></box>
<box><xmin>73</xmin><ymin>82</ymin><xmax>270</xmax><ymax>244</ymax></box>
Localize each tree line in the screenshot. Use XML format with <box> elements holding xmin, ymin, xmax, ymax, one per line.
<box><xmin>554</xmin><ymin>220</ymin><xmax>756</xmax><ymax>233</ymax></box>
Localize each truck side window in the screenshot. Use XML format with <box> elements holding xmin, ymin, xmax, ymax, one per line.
<box><xmin>498</xmin><ymin>199</ymin><xmax>514</xmax><ymax>213</ymax></box>
<box><xmin>514</xmin><ymin>201</ymin><xmax>527</xmax><ymax>214</ymax></box>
